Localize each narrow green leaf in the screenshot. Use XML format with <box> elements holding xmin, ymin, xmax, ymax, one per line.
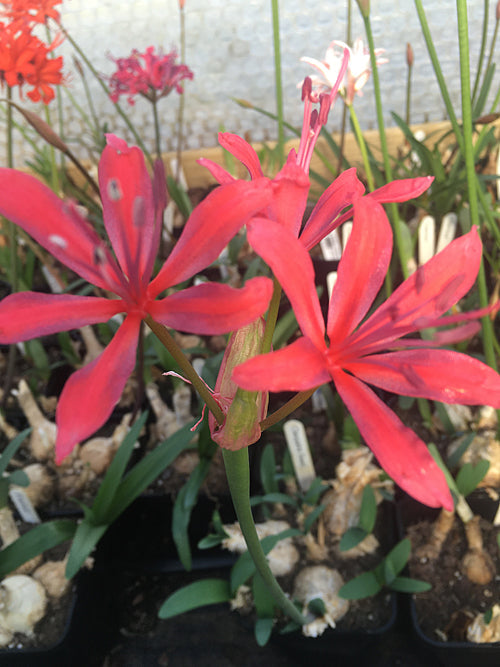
<box><xmin>0</xmin><ymin>520</ymin><xmax>76</xmax><ymax>578</ymax></box>
<box><xmin>65</xmin><ymin>521</ymin><xmax>108</xmax><ymax>579</ymax></box>
<box><xmin>385</xmin><ymin>538</ymin><xmax>411</xmax><ymax>578</ymax></box>
<box><xmin>339</xmin><ymin>571</ymin><xmax>382</xmax><ymax>600</ymax></box>
<box><xmin>339</xmin><ymin>526</ymin><xmax>368</xmax><ymax>552</ymax></box>
<box><xmin>0</xmin><ymin>427</ymin><xmax>32</xmax><ymax>476</ymax></box>
<box><xmin>359</xmin><ymin>484</ymin><xmax>377</xmax><ymax>534</ymax></box>
<box><xmin>250</xmin><ymin>493</ymin><xmax>297</xmax><ymax>508</ymax></box>
<box><xmin>446</xmin><ymin>432</ymin><xmax>476</xmax><ymax>470</ymax></box>
<box><xmin>255</xmin><ymin>617</ymin><xmax>274</xmax><ymax>647</ymax></box>
<box><xmin>8</xmin><ymin>470</ymin><xmax>30</xmax><ymax>487</ymax></box>
<box><xmin>197</xmin><ymin>534</ymin><xmax>224</xmax><ymax>549</ymax></box>
<box><xmin>159</xmin><ymin>579</ymin><xmax>230</xmax><ymax>619</ymax></box>
<box><xmin>260</xmin><ymin>444</ymin><xmax>278</xmax><ymax>495</ymax></box>
<box><xmin>172</xmin><ymin>458</ymin><xmax>211</xmax><ymax>570</ymax></box>
<box><xmin>389</xmin><ymin>576</ymin><xmax>431</xmax><ymax>593</ymax></box>
<box><xmin>456</xmin><ymin>459</ymin><xmax>490</xmax><ymax>497</ymax></box>
<box><xmin>303</xmin><ymin>504</ymin><xmax>326</xmax><ymax>534</ymax></box>
<box><xmin>92</xmin><ymin>411</ymin><xmax>149</xmax><ymax>521</ymax></box>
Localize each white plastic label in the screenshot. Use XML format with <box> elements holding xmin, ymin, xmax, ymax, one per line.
<box><xmin>283</xmin><ymin>419</ymin><xmax>316</xmax><ymax>491</ymax></box>
<box><xmin>320</xmin><ymin>229</ymin><xmax>342</xmax><ymax>261</ymax></box>
<box><xmin>436</xmin><ymin>212</ymin><xmax>457</xmax><ymax>254</ymax></box>
<box><xmin>9</xmin><ymin>488</ymin><xmax>41</xmax><ymax>524</ymax></box>
<box><xmin>418</xmin><ymin>215</ymin><xmax>436</xmax><ymax>265</ymax></box>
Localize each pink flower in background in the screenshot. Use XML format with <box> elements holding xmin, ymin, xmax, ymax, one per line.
<box><xmin>233</xmin><ymin>198</ymin><xmax>500</xmax><ymax>510</ymax></box>
<box><xmin>108</xmin><ymin>46</ymin><xmax>193</xmax><ymax>105</ymax></box>
<box><xmin>1</xmin><ymin>0</ymin><xmax>62</xmax><ymax>26</ymax></box>
<box><xmin>0</xmin><ymin>135</ymin><xmax>273</xmax><ymax>462</ymax></box>
<box><xmin>301</xmin><ymin>38</ymin><xmax>388</xmax><ymax>105</ymax></box>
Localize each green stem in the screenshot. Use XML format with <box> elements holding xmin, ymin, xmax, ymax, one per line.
<box><xmin>270</xmin><ymin>0</ymin><xmax>285</xmax><ymax>166</ymax></box>
<box><xmin>483</xmin><ymin>17</ymin><xmax>499</xmax><ymax>100</ymax></box>
<box><xmin>144</xmin><ymin>315</ymin><xmax>225</xmax><ymax>424</ymax></box>
<box><xmin>471</xmin><ymin>0</ymin><xmax>489</xmax><ymax>104</ymax></box>
<box><xmin>348</xmin><ymin>103</ymin><xmax>375</xmax><ymax>191</ymax></box>
<box><xmin>405</xmin><ymin>59</ymin><xmax>412</xmax><ymax>127</ymax></box>
<box><xmin>152</xmin><ymin>97</ymin><xmax>162</xmax><ymax>159</ymax></box>
<box><xmin>261</xmin><ymin>276</ymin><xmax>282</xmax><ymax>355</ymax></box>
<box><xmin>361</xmin><ymin>12</ymin><xmax>407</xmax><ymax>280</ymax></box>
<box><xmin>456</xmin><ymin>0</ymin><xmax>497</xmax><ymax>372</ymax></box>
<box><xmin>44</xmin><ymin>104</ymin><xmax>60</xmax><ymax>193</ymax></box>
<box><xmin>222</xmin><ymin>448</ymin><xmax>308</xmax><ymax>625</ymax></box>
<box><xmin>175</xmin><ymin>1</ymin><xmax>187</xmax><ymax>181</ymax></box>
<box><xmin>261</xmin><ymin>388</ymin><xmax>317</xmax><ymax>431</ymax></box>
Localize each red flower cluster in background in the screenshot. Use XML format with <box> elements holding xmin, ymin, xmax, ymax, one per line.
<box><xmin>0</xmin><ymin>0</ymin><xmax>63</xmax><ymax>103</ymax></box>
<box><xmin>108</xmin><ymin>46</ymin><xmax>193</xmax><ymax>105</ymax></box>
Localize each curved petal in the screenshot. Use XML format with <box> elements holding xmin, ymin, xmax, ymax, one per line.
<box><xmin>268</xmin><ymin>162</ymin><xmax>310</xmax><ymax>236</ymax></box>
<box><xmin>247</xmin><ymin>218</ymin><xmax>326</xmax><ymax>349</ymax></box>
<box><xmin>99</xmin><ymin>135</ymin><xmax>157</xmax><ymax>286</ymax></box>
<box><xmin>0</xmin><ymin>169</ymin><xmax>123</xmax><ymax>293</ymax></box>
<box><xmin>233</xmin><ymin>337</ymin><xmax>330</xmax><ymax>392</ymax></box>
<box><xmin>0</xmin><ymin>293</ymin><xmax>125</xmax><ymax>343</ymax></box>
<box><xmin>299</xmin><ymin>168</ymin><xmax>365</xmax><ymax>250</ymax></box>
<box><xmin>218</xmin><ymin>132</ymin><xmax>264</xmax><ymax>179</ymax></box>
<box><xmin>343</xmin><ymin>349</ymin><xmax>500</xmax><ymax>407</ymax></box>
<box><xmin>55</xmin><ymin>314</ymin><xmax>141</xmax><ymax>463</ymax></box>
<box><xmin>368</xmin><ymin>176</ymin><xmax>434</xmax><ymax>204</ymax></box>
<box><xmin>327</xmin><ymin>198</ymin><xmax>392</xmax><ymax>342</ymax></box>
<box><xmin>148</xmin><ymin>277</ymin><xmax>273</xmax><ymax>335</ymax></box>
<box><xmin>332</xmin><ymin>369</ymin><xmax>453</xmax><ymax>510</ymax></box>
<box><xmin>197</xmin><ymin>158</ymin><xmax>235</xmax><ymax>185</ymax></box>
<box><xmin>351</xmin><ymin>226</ymin><xmax>482</xmax><ymax>352</ymax></box>
<box><xmin>149</xmin><ymin>178</ymin><xmax>272</xmax><ymax>296</ymax></box>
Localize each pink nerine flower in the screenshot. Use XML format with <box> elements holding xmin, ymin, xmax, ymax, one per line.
<box><xmin>0</xmin><ymin>135</ymin><xmax>273</xmax><ymax>462</ymax></box>
<box><xmin>301</xmin><ymin>38</ymin><xmax>388</xmax><ymax>105</ymax></box>
<box><xmin>199</xmin><ymin>59</ymin><xmax>430</xmax><ymax>251</ymax></box>
<box><xmin>233</xmin><ymin>199</ymin><xmax>500</xmax><ymax>510</ymax></box>
<box><xmin>108</xmin><ymin>46</ymin><xmax>193</xmax><ymax>105</ymax></box>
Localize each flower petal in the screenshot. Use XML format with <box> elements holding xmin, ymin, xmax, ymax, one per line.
<box><xmin>55</xmin><ymin>314</ymin><xmax>141</xmax><ymax>463</ymax></box>
<box><xmin>233</xmin><ymin>337</ymin><xmax>330</xmax><ymax>392</ymax></box>
<box><xmin>332</xmin><ymin>369</ymin><xmax>453</xmax><ymax>510</ymax></box>
<box><xmin>268</xmin><ymin>162</ymin><xmax>310</xmax><ymax>236</ymax></box>
<box><xmin>0</xmin><ymin>293</ymin><xmax>125</xmax><ymax>343</ymax></box>
<box><xmin>299</xmin><ymin>168</ymin><xmax>365</xmax><ymax>250</ymax></box>
<box><xmin>368</xmin><ymin>176</ymin><xmax>434</xmax><ymax>204</ymax></box>
<box><xmin>99</xmin><ymin>135</ymin><xmax>158</xmax><ymax>286</ymax></box>
<box><xmin>149</xmin><ymin>179</ymin><xmax>272</xmax><ymax>296</ymax></box>
<box><xmin>197</xmin><ymin>158</ymin><xmax>235</xmax><ymax>185</ymax></box>
<box><xmin>247</xmin><ymin>218</ymin><xmax>326</xmax><ymax>349</ymax></box>
<box><xmin>218</xmin><ymin>132</ymin><xmax>264</xmax><ymax>179</ymax></box>
<box><xmin>148</xmin><ymin>277</ymin><xmax>273</xmax><ymax>335</ymax></box>
<box><xmin>344</xmin><ymin>349</ymin><xmax>500</xmax><ymax>407</ymax></box>
<box><xmin>327</xmin><ymin>198</ymin><xmax>392</xmax><ymax>342</ymax></box>
<box><xmin>0</xmin><ymin>169</ymin><xmax>123</xmax><ymax>293</ymax></box>
<box><xmin>350</xmin><ymin>226</ymin><xmax>482</xmax><ymax>353</ymax></box>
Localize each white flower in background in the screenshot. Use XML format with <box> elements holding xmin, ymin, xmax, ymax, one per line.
<box><xmin>301</xmin><ymin>38</ymin><xmax>388</xmax><ymax>105</ymax></box>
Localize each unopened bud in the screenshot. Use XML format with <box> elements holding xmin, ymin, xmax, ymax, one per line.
<box><xmin>497</xmin><ymin>0</ymin><xmax>500</xmax><ymax>22</ymax></box>
<box><xmin>406</xmin><ymin>43</ymin><xmax>414</xmax><ymax>68</ymax></box>
<box><xmin>356</xmin><ymin>0</ymin><xmax>370</xmax><ymax>17</ymax></box>
<box><xmin>209</xmin><ymin>319</ymin><xmax>268</xmax><ymax>451</ymax></box>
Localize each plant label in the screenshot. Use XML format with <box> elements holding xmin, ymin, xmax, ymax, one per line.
<box><xmin>418</xmin><ymin>215</ymin><xmax>436</xmax><ymax>265</ymax></box>
<box><xmin>320</xmin><ymin>229</ymin><xmax>342</xmax><ymax>261</ymax></box>
<box><xmin>283</xmin><ymin>419</ymin><xmax>316</xmax><ymax>491</ymax></box>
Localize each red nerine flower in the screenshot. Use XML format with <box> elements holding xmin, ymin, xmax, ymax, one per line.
<box><xmin>0</xmin><ymin>20</ymin><xmax>63</xmax><ymax>102</ymax></box>
<box><xmin>199</xmin><ymin>57</ymin><xmax>432</xmax><ymax>251</ymax></box>
<box><xmin>233</xmin><ymin>199</ymin><xmax>500</xmax><ymax>510</ymax></box>
<box><xmin>108</xmin><ymin>46</ymin><xmax>193</xmax><ymax>105</ymax></box>
<box><xmin>1</xmin><ymin>0</ymin><xmax>62</xmax><ymax>25</ymax></box>
<box><xmin>0</xmin><ymin>135</ymin><xmax>274</xmax><ymax>462</ymax></box>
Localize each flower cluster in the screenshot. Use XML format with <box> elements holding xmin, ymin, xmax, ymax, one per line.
<box><xmin>108</xmin><ymin>46</ymin><xmax>193</xmax><ymax>105</ymax></box>
<box><xmin>0</xmin><ymin>0</ymin><xmax>63</xmax><ymax>103</ymax></box>
<box><xmin>301</xmin><ymin>37</ymin><xmax>387</xmax><ymax>105</ymax></box>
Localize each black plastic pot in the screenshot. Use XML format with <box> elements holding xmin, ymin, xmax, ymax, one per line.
<box><xmin>0</xmin><ymin>569</ymin><xmax>115</xmax><ymax>667</ymax></box>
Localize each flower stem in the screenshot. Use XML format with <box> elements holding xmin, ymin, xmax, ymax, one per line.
<box><xmin>471</xmin><ymin>0</ymin><xmax>489</xmax><ymax>105</ymax></box>
<box><xmin>222</xmin><ymin>447</ymin><xmax>308</xmax><ymax>625</ymax></box>
<box><xmin>270</xmin><ymin>0</ymin><xmax>285</xmax><ymax>166</ymax></box>
<box><xmin>152</xmin><ymin>98</ymin><xmax>162</xmax><ymax>160</ymax></box>
<box><xmin>260</xmin><ymin>388</ymin><xmax>317</xmax><ymax>431</ymax></box>
<box><xmin>175</xmin><ymin>1</ymin><xmax>187</xmax><ymax>181</ymax></box>
<box><xmin>261</xmin><ymin>276</ymin><xmax>282</xmax><ymax>355</ymax></box>
<box><xmin>348</xmin><ymin>103</ymin><xmax>375</xmax><ymax>191</ymax></box>
<box><xmin>144</xmin><ymin>315</ymin><xmax>225</xmax><ymax>424</ymax></box>
<box><xmin>456</xmin><ymin>0</ymin><xmax>498</xmax><ymax>373</ymax></box>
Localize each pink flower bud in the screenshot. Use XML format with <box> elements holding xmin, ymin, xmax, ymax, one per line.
<box><xmin>356</xmin><ymin>0</ymin><xmax>370</xmax><ymax>17</ymax></box>
<box><xmin>406</xmin><ymin>43</ymin><xmax>414</xmax><ymax>68</ymax></box>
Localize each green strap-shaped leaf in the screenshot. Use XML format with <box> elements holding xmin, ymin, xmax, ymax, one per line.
<box><xmin>0</xmin><ymin>519</ymin><xmax>76</xmax><ymax>578</ymax></box>
<box><xmin>0</xmin><ymin>427</ymin><xmax>32</xmax><ymax>476</ymax></box>
<box><xmin>158</xmin><ymin>578</ymin><xmax>231</xmax><ymax>619</ymax></box>
<box><xmin>338</xmin><ymin>571</ymin><xmax>382</xmax><ymax>601</ymax></box>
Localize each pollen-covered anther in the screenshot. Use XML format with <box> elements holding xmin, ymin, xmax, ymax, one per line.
<box><xmin>48</xmin><ymin>234</ymin><xmax>67</xmax><ymax>249</ymax></box>
<box><xmin>107</xmin><ymin>178</ymin><xmax>123</xmax><ymax>201</ymax></box>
